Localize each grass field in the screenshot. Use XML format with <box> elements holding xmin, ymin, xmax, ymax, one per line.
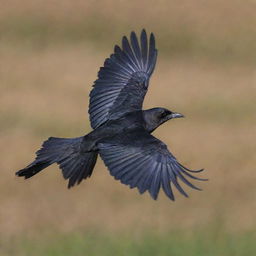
<box><xmin>2</xmin><ymin>229</ymin><xmax>256</xmax><ymax>256</ymax></box>
<box><xmin>1</xmin><ymin>1</ymin><xmax>256</xmax><ymax>255</ymax></box>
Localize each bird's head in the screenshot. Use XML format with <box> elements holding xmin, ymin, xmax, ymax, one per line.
<box><xmin>143</xmin><ymin>107</ymin><xmax>184</xmax><ymax>133</ymax></box>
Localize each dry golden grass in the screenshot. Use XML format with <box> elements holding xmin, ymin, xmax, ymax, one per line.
<box><xmin>0</xmin><ymin>0</ymin><xmax>255</xmax><ymax>241</ymax></box>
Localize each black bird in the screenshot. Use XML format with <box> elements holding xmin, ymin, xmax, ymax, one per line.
<box><xmin>16</xmin><ymin>30</ymin><xmax>206</xmax><ymax>201</ymax></box>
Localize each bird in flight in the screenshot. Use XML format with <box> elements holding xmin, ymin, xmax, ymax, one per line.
<box><xmin>16</xmin><ymin>29</ymin><xmax>206</xmax><ymax>201</ymax></box>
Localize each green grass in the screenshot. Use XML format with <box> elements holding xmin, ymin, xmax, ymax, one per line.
<box><xmin>2</xmin><ymin>229</ymin><xmax>256</xmax><ymax>256</ymax></box>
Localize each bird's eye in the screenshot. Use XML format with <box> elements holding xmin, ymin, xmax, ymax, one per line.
<box><xmin>160</xmin><ymin>111</ymin><xmax>168</xmax><ymax>118</ymax></box>
<box><xmin>160</xmin><ymin>110</ymin><xmax>172</xmax><ymax>119</ymax></box>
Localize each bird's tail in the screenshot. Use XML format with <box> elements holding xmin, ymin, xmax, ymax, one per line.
<box><xmin>16</xmin><ymin>137</ymin><xmax>98</xmax><ymax>188</ymax></box>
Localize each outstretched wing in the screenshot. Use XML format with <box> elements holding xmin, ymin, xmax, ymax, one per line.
<box><xmin>89</xmin><ymin>29</ymin><xmax>157</xmax><ymax>129</ymax></box>
<box><xmin>98</xmin><ymin>130</ymin><xmax>206</xmax><ymax>201</ymax></box>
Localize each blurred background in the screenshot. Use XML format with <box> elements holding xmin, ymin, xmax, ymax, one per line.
<box><xmin>1</xmin><ymin>0</ymin><xmax>256</xmax><ymax>255</ymax></box>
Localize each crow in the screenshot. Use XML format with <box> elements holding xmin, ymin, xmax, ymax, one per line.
<box><xmin>16</xmin><ymin>29</ymin><xmax>206</xmax><ymax>201</ymax></box>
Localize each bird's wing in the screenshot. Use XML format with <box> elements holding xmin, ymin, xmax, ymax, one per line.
<box><xmin>98</xmin><ymin>130</ymin><xmax>206</xmax><ymax>200</ymax></box>
<box><xmin>89</xmin><ymin>30</ymin><xmax>157</xmax><ymax>129</ymax></box>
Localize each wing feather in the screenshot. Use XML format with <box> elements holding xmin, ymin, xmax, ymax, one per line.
<box><xmin>169</xmin><ymin>163</ymin><xmax>188</xmax><ymax>198</ymax></box>
<box><xmin>141</xmin><ymin>29</ymin><xmax>148</xmax><ymax>68</ymax></box>
<box><xmin>89</xmin><ymin>30</ymin><xmax>158</xmax><ymax>129</ymax></box>
<box><xmin>161</xmin><ymin>164</ymin><xmax>175</xmax><ymax>201</ymax></box>
<box><xmin>149</xmin><ymin>162</ymin><xmax>162</xmax><ymax>200</ymax></box>
<box><xmin>130</xmin><ymin>31</ymin><xmax>143</xmax><ymax>69</ymax></box>
<box><xmin>99</xmin><ymin>131</ymin><xmax>206</xmax><ymax>200</ymax></box>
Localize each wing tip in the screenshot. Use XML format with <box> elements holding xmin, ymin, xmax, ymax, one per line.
<box><xmin>130</xmin><ymin>30</ymin><xmax>137</xmax><ymax>38</ymax></box>
<box><xmin>149</xmin><ymin>193</ymin><xmax>158</xmax><ymax>200</ymax></box>
<box><xmin>141</xmin><ymin>28</ymin><xmax>147</xmax><ymax>38</ymax></box>
<box><xmin>150</xmin><ymin>33</ymin><xmax>156</xmax><ymax>46</ymax></box>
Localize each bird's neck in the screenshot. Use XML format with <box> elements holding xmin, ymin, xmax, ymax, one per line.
<box><xmin>142</xmin><ymin>110</ymin><xmax>161</xmax><ymax>133</ymax></box>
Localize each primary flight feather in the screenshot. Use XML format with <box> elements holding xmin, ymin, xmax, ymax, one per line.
<box><xmin>16</xmin><ymin>29</ymin><xmax>206</xmax><ymax>201</ymax></box>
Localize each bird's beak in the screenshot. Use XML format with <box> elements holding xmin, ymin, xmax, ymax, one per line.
<box><xmin>169</xmin><ymin>112</ymin><xmax>185</xmax><ymax>119</ymax></box>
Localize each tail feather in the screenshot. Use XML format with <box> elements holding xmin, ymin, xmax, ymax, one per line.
<box><xmin>16</xmin><ymin>136</ymin><xmax>98</xmax><ymax>187</ymax></box>
<box><xmin>17</xmin><ymin>162</ymin><xmax>52</xmax><ymax>179</ymax></box>
<box><xmin>59</xmin><ymin>150</ymin><xmax>98</xmax><ymax>188</ymax></box>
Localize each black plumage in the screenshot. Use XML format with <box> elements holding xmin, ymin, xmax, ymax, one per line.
<box><xmin>16</xmin><ymin>30</ymin><xmax>206</xmax><ymax>201</ymax></box>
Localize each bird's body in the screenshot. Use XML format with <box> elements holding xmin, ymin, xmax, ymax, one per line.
<box><xmin>16</xmin><ymin>30</ymin><xmax>206</xmax><ymax>200</ymax></box>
